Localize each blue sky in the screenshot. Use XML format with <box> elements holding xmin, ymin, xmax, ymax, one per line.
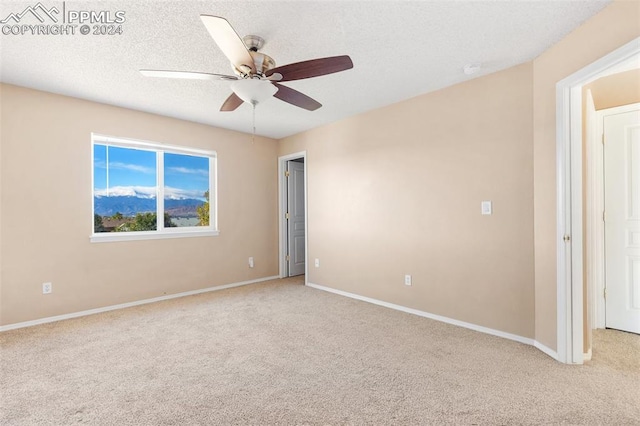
<box><xmin>94</xmin><ymin>145</ymin><xmax>209</xmax><ymax>200</ymax></box>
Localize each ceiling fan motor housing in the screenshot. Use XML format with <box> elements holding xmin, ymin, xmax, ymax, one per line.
<box><xmin>249</xmin><ymin>51</ymin><xmax>276</xmax><ymax>77</ymax></box>
<box><xmin>234</xmin><ymin>35</ymin><xmax>275</xmax><ymax>77</ymax></box>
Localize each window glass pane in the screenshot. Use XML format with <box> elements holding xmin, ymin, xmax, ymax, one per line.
<box><xmin>93</xmin><ymin>144</ymin><xmax>157</xmax><ymax>233</ymax></box>
<box><xmin>164</xmin><ymin>152</ymin><xmax>210</xmax><ymax>228</ymax></box>
<box><xmin>93</xmin><ymin>144</ymin><xmax>108</xmax><ymax>233</ymax></box>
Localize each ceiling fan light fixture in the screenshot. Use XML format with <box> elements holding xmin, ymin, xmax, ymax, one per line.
<box><xmin>230</xmin><ymin>79</ymin><xmax>278</xmax><ymax>105</ymax></box>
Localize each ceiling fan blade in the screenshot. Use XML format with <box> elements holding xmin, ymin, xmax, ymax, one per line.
<box><xmin>220</xmin><ymin>92</ymin><xmax>244</xmax><ymax>112</ymax></box>
<box><xmin>200</xmin><ymin>15</ymin><xmax>256</xmax><ymax>75</ymax></box>
<box><xmin>140</xmin><ymin>70</ymin><xmax>238</xmax><ymax>81</ymax></box>
<box><xmin>266</xmin><ymin>55</ymin><xmax>353</xmax><ymax>81</ymax></box>
<box><xmin>273</xmin><ymin>83</ymin><xmax>321</xmax><ymax>111</ymax></box>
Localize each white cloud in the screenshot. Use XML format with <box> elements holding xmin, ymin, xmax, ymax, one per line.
<box><xmin>112</xmin><ymin>162</ymin><xmax>155</xmax><ymax>174</ymax></box>
<box><xmin>167</xmin><ymin>166</ymin><xmax>208</xmax><ymax>177</ymax></box>
<box><xmin>94</xmin><ymin>162</ymin><xmax>155</xmax><ymax>174</ymax></box>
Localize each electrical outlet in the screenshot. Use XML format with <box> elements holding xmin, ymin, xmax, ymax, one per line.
<box><xmin>404</xmin><ymin>275</ymin><xmax>412</xmax><ymax>286</ymax></box>
<box><xmin>315</xmin><ymin>258</ymin><xmax>320</xmax><ymax>268</ymax></box>
<box><xmin>42</xmin><ymin>282</ymin><xmax>52</xmax><ymax>294</ymax></box>
<box><xmin>248</xmin><ymin>257</ymin><xmax>254</xmax><ymax>268</ymax></box>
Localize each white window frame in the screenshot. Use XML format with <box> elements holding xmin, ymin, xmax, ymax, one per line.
<box><xmin>90</xmin><ymin>133</ymin><xmax>218</xmax><ymax>243</ymax></box>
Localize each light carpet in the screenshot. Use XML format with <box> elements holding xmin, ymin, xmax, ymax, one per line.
<box><xmin>1</xmin><ymin>276</ymin><xmax>639</xmax><ymax>425</ymax></box>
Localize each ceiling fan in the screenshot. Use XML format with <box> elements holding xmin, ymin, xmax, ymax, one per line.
<box><xmin>140</xmin><ymin>15</ymin><xmax>354</xmax><ymax>112</ymax></box>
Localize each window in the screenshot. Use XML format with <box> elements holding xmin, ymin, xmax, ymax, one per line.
<box><xmin>91</xmin><ymin>134</ymin><xmax>217</xmax><ymax>242</ymax></box>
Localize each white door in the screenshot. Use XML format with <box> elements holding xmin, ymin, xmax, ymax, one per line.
<box><xmin>287</xmin><ymin>161</ymin><xmax>305</xmax><ymax>276</ymax></box>
<box><xmin>604</xmin><ymin>106</ymin><xmax>640</xmax><ymax>334</ymax></box>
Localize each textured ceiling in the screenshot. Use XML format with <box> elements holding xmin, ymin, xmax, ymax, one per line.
<box><xmin>0</xmin><ymin>0</ymin><xmax>611</xmax><ymax>139</ymax></box>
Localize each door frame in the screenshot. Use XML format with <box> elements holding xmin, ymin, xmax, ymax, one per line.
<box><xmin>278</xmin><ymin>151</ymin><xmax>308</xmax><ymax>281</ymax></box>
<box><xmin>585</xmin><ymin>89</ymin><xmax>601</xmax><ymax>337</ymax></box>
<box><xmin>556</xmin><ymin>37</ymin><xmax>640</xmax><ymax>364</ymax></box>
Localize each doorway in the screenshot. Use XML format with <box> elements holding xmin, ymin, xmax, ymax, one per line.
<box><xmin>556</xmin><ymin>37</ymin><xmax>640</xmax><ymax>364</ymax></box>
<box><xmin>278</xmin><ymin>151</ymin><xmax>308</xmax><ymax>280</ymax></box>
<box><xmin>600</xmin><ymin>104</ymin><xmax>640</xmax><ymax>334</ymax></box>
<box><xmin>585</xmin><ymin>99</ymin><xmax>640</xmax><ymax>363</ymax></box>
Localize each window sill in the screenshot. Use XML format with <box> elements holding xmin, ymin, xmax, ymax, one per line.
<box><xmin>90</xmin><ymin>229</ymin><xmax>219</xmax><ymax>243</ymax></box>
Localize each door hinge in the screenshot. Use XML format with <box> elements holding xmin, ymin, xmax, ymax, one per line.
<box><xmin>601</xmin><ymin>133</ymin><xmax>604</xmax><ymax>145</ymax></box>
<box><xmin>604</xmin><ymin>287</ymin><xmax>607</xmax><ymax>299</ymax></box>
<box><xmin>563</xmin><ymin>234</ymin><xmax>571</xmax><ymax>242</ymax></box>
<box><xmin>285</xmin><ymin>212</ymin><xmax>290</xmax><ymax>220</ymax></box>
<box><xmin>285</xmin><ymin>170</ymin><xmax>290</xmax><ymax>177</ymax></box>
<box><xmin>286</xmin><ymin>255</ymin><xmax>290</xmax><ymax>261</ymax></box>
<box><xmin>602</xmin><ymin>211</ymin><xmax>606</xmax><ymax>222</ymax></box>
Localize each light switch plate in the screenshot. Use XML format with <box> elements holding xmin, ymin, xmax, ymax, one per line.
<box><xmin>481</xmin><ymin>201</ymin><xmax>492</xmax><ymax>215</ymax></box>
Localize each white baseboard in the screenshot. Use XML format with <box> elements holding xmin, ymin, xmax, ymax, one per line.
<box><xmin>533</xmin><ymin>340</ymin><xmax>559</xmax><ymax>360</ymax></box>
<box><xmin>0</xmin><ymin>275</ymin><xmax>280</xmax><ymax>332</ymax></box>
<box><xmin>307</xmin><ymin>282</ymin><xmax>536</xmax><ymax>346</ymax></box>
<box><xmin>583</xmin><ymin>348</ymin><xmax>592</xmax><ymax>361</ymax></box>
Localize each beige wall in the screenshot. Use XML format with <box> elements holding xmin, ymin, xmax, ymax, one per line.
<box><xmin>0</xmin><ymin>84</ymin><xmax>279</xmax><ymax>326</ymax></box>
<box><xmin>588</xmin><ymin>69</ymin><xmax>640</xmax><ymax>110</ymax></box>
<box><xmin>532</xmin><ymin>0</ymin><xmax>640</xmax><ymax>350</ymax></box>
<box><xmin>280</xmin><ymin>63</ymin><xmax>535</xmax><ymax>338</ymax></box>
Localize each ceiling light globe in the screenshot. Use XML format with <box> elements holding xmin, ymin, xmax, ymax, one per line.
<box><xmin>230</xmin><ymin>79</ymin><xmax>277</xmax><ymax>105</ymax></box>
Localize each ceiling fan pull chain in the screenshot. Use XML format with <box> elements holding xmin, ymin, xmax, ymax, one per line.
<box><xmin>252</xmin><ymin>101</ymin><xmax>256</xmax><ymax>144</ymax></box>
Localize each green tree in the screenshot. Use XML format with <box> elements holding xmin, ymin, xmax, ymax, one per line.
<box><xmin>111</xmin><ymin>212</ymin><xmax>123</xmax><ymax>220</ymax></box>
<box><xmin>164</xmin><ymin>212</ymin><xmax>176</xmax><ymax>228</ymax></box>
<box><xmin>116</xmin><ymin>212</ymin><xmax>175</xmax><ymax>232</ymax></box>
<box><xmin>117</xmin><ymin>212</ymin><xmax>156</xmax><ymax>232</ymax></box>
<box><xmin>197</xmin><ymin>190</ymin><xmax>210</xmax><ymax>226</ymax></box>
<box><xmin>94</xmin><ymin>214</ymin><xmax>105</xmax><ymax>232</ymax></box>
